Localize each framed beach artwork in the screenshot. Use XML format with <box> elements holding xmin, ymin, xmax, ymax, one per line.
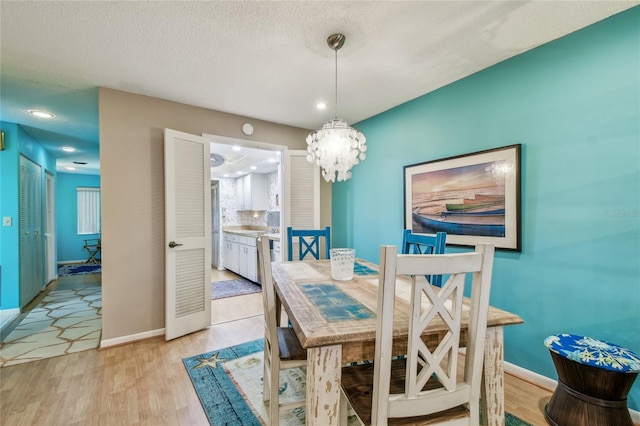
<box><xmin>404</xmin><ymin>144</ymin><xmax>521</xmax><ymax>251</ymax></box>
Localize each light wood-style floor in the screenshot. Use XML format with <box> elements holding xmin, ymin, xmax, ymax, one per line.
<box><xmin>0</xmin><ymin>270</ymin><xmax>558</xmax><ymax>426</ymax></box>
<box><xmin>211</xmin><ymin>268</ymin><xmax>264</xmax><ymax>325</ymax></box>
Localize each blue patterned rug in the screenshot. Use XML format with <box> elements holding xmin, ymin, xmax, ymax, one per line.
<box><xmin>183</xmin><ymin>339</ymin><xmax>266</xmax><ymax>425</ymax></box>
<box><xmin>57</xmin><ymin>263</ymin><xmax>101</xmax><ymax>276</ymax></box>
<box><xmin>183</xmin><ymin>339</ymin><xmax>532</xmax><ymax>425</ymax></box>
<box><xmin>211</xmin><ymin>278</ymin><xmax>261</xmax><ymax>300</ymax></box>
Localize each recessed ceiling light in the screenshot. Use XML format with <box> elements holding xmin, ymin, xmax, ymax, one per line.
<box><xmin>65</xmin><ymin>166</ymin><xmax>76</xmax><ymax>171</ymax></box>
<box><xmin>61</xmin><ymin>146</ymin><xmax>76</xmax><ymax>152</ymax></box>
<box><xmin>29</xmin><ymin>110</ymin><xmax>55</xmax><ymax>118</ymax></box>
<box><xmin>268</xmin><ymin>158</ymin><xmax>276</xmax><ymax>163</ymax></box>
<box><xmin>236</xmin><ymin>171</ymin><xmax>243</xmax><ymax>175</ymax></box>
<box><xmin>317</xmin><ymin>102</ymin><xmax>327</xmax><ymax>110</ymax></box>
<box><xmin>232</xmin><ymin>146</ymin><xmax>241</xmax><ymax>152</ymax></box>
<box><xmin>250</xmin><ymin>166</ymin><xmax>256</xmax><ymax>170</ymax></box>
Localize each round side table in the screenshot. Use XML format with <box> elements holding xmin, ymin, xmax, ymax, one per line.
<box><xmin>544</xmin><ymin>334</ymin><xmax>640</xmax><ymax>426</ymax></box>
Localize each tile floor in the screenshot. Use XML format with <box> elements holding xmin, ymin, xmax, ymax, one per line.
<box><xmin>0</xmin><ymin>267</ymin><xmax>261</xmax><ymax>368</ymax></box>
<box><xmin>0</xmin><ymin>286</ymin><xmax>102</xmax><ymax>367</ymax></box>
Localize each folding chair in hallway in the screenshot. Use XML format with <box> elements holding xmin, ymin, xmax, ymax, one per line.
<box><xmin>83</xmin><ymin>238</ymin><xmax>101</xmax><ymax>264</ymax></box>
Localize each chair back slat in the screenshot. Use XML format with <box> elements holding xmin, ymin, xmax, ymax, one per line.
<box><xmin>258</xmin><ymin>236</ymin><xmax>279</xmax><ymax>350</ymax></box>
<box><xmin>401</xmin><ymin>229</ymin><xmax>447</xmax><ymax>286</ymax></box>
<box><xmin>287</xmin><ymin>226</ymin><xmax>331</xmax><ymax>261</ymax></box>
<box><xmin>371</xmin><ymin>244</ymin><xmax>495</xmax><ymax>425</ymax></box>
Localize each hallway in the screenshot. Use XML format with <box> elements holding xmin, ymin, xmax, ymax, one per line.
<box><xmin>0</xmin><ymin>272</ymin><xmax>102</xmax><ymax>367</ymax></box>
<box><xmin>1</xmin><ymin>268</ymin><xmax>263</xmax><ymax>367</ymax></box>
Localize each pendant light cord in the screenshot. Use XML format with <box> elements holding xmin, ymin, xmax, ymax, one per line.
<box><xmin>334</xmin><ymin>46</ymin><xmax>338</xmax><ymax>119</ymax></box>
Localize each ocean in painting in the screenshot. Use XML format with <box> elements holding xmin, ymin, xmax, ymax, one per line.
<box><xmin>412</xmin><ymin>187</ymin><xmax>505</xmax><ymax>237</ymax></box>
<box><xmin>410</xmin><ymin>162</ymin><xmax>507</xmax><ymax>237</ymax></box>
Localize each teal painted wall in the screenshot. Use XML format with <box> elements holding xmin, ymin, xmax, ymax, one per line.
<box><xmin>0</xmin><ymin>122</ymin><xmax>20</xmax><ymax>310</ymax></box>
<box><xmin>332</xmin><ymin>7</ymin><xmax>640</xmax><ymax>409</ymax></box>
<box><xmin>56</xmin><ymin>173</ymin><xmax>101</xmax><ymax>262</ymax></box>
<box><xmin>0</xmin><ymin>122</ymin><xmax>57</xmax><ymax>310</ymax></box>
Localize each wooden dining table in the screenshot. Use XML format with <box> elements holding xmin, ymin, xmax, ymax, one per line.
<box><xmin>270</xmin><ymin>257</ymin><xmax>524</xmax><ymax>426</ymax></box>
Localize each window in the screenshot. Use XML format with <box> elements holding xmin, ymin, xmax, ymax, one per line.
<box><xmin>77</xmin><ymin>187</ymin><xmax>101</xmax><ymax>235</ymax></box>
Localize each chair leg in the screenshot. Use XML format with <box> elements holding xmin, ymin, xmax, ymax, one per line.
<box><xmin>468</xmin><ymin>399</ymin><xmax>480</xmax><ymax>425</ymax></box>
<box><xmin>263</xmin><ymin>350</ymin><xmax>271</xmax><ymax>402</ymax></box>
<box><xmin>340</xmin><ymin>390</ymin><xmax>349</xmax><ymax>425</ymax></box>
<box><xmin>269</xmin><ymin>356</ymin><xmax>280</xmax><ymax>424</ymax></box>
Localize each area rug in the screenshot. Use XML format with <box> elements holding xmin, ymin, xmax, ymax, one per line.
<box><xmin>0</xmin><ymin>287</ymin><xmax>102</xmax><ymax>367</ymax></box>
<box><xmin>57</xmin><ymin>263</ymin><xmax>101</xmax><ymax>276</ymax></box>
<box><xmin>183</xmin><ymin>339</ymin><xmax>532</xmax><ymax>426</ymax></box>
<box><xmin>212</xmin><ymin>278</ymin><xmax>261</xmax><ymax>300</ymax></box>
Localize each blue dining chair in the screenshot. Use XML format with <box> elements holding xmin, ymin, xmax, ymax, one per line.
<box><xmin>287</xmin><ymin>226</ymin><xmax>331</xmax><ymax>261</ymax></box>
<box><xmin>401</xmin><ymin>229</ymin><xmax>447</xmax><ymax>287</ymax></box>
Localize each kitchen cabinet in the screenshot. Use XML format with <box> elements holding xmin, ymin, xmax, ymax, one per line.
<box><xmin>238</xmin><ymin>243</ymin><xmax>258</xmax><ymax>282</ymax></box>
<box><xmin>222</xmin><ymin>232</ymin><xmax>259</xmax><ymax>283</ymax></box>
<box><xmin>272</xmin><ymin>240</ymin><xmax>281</xmax><ymax>262</ymax></box>
<box><xmin>236</xmin><ymin>173</ymin><xmax>267</xmax><ymax>211</ymax></box>
<box><xmin>223</xmin><ymin>233</ymin><xmax>240</xmax><ymax>274</ymax></box>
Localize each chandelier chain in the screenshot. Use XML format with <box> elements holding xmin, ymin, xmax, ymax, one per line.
<box><xmin>334</xmin><ymin>46</ymin><xmax>338</xmax><ymax>118</ymax></box>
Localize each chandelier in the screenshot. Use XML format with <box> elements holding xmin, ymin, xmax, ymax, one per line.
<box><xmin>306</xmin><ymin>34</ymin><xmax>367</xmax><ymax>183</ymax></box>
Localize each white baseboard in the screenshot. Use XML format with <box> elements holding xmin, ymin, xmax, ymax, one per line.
<box><xmin>0</xmin><ymin>308</ymin><xmax>21</xmax><ymax>320</ymax></box>
<box><xmin>58</xmin><ymin>259</ymin><xmax>86</xmax><ymax>265</ymax></box>
<box><xmin>504</xmin><ymin>360</ymin><xmax>640</xmax><ymax>423</ymax></box>
<box><xmin>99</xmin><ymin>328</ymin><xmax>165</xmax><ymax>348</ymax></box>
<box><xmin>0</xmin><ymin>308</ymin><xmax>21</xmax><ymax>330</ymax></box>
<box><xmin>504</xmin><ymin>360</ymin><xmax>557</xmax><ymax>391</ymax></box>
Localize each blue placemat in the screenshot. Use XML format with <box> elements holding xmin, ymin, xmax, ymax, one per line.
<box><xmin>353</xmin><ymin>261</ymin><xmax>377</xmax><ymax>276</ymax></box>
<box><xmin>300</xmin><ymin>283</ymin><xmax>374</xmax><ymax>322</ymax></box>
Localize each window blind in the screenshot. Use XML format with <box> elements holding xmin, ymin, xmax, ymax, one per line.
<box><xmin>77</xmin><ymin>187</ymin><xmax>101</xmax><ymax>235</ymax></box>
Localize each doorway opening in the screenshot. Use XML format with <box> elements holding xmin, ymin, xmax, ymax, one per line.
<box><xmin>205</xmin><ymin>134</ymin><xmax>286</xmax><ymax>326</ymax></box>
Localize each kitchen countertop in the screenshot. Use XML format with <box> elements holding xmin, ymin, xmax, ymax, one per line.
<box><xmin>223</xmin><ymin>227</ymin><xmax>280</xmax><ymax>241</ymax></box>
<box><xmin>263</xmin><ymin>233</ymin><xmax>280</xmax><ymax>242</ymax></box>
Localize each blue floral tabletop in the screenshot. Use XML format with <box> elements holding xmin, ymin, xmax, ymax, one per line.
<box><xmin>544</xmin><ymin>333</ymin><xmax>640</xmax><ymax>373</ymax></box>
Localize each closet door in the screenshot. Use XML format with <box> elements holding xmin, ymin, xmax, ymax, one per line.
<box><xmin>19</xmin><ymin>155</ymin><xmax>44</xmax><ymax>307</ymax></box>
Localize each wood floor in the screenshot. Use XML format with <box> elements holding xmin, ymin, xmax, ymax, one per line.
<box><xmin>0</xmin><ymin>271</ymin><xmax>557</xmax><ymax>426</ymax></box>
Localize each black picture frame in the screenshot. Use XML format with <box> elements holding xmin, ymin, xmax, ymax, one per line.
<box><xmin>404</xmin><ymin>144</ymin><xmax>521</xmax><ymax>251</ymax></box>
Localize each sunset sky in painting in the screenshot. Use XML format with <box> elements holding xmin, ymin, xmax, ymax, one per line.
<box><xmin>412</xmin><ymin>161</ymin><xmax>506</xmax><ymax>194</ymax></box>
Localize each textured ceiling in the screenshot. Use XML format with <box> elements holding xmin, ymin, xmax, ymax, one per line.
<box><xmin>1</xmin><ymin>1</ymin><xmax>637</xmax><ymax>175</ymax></box>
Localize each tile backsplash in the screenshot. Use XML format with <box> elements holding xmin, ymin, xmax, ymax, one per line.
<box><xmin>218</xmin><ymin>171</ymin><xmax>279</xmax><ymax>227</ymax></box>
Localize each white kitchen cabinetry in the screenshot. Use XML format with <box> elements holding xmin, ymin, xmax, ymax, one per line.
<box><xmin>222</xmin><ymin>232</ymin><xmax>259</xmax><ymax>283</ymax></box>
<box><xmin>272</xmin><ymin>240</ymin><xmax>281</xmax><ymax>262</ymax></box>
<box><xmin>236</xmin><ymin>173</ymin><xmax>267</xmax><ymax>211</ymax></box>
<box><xmin>223</xmin><ymin>233</ymin><xmax>239</xmax><ymax>274</ymax></box>
<box><xmin>238</xmin><ymin>243</ymin><xmax>258</xmax><ymax>282</ymax></box>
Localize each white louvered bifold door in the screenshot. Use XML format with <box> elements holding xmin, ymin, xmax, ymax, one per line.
<box><xmin>283</xmin><ymin>150</ymin><xmax>320</xmax><ymax>261</ymax></box>
<box><xmin>164</xmin><ymin>129</ymin><xmax>211</xmax><ymax>341</ymax></box>
<box><xmin>19</xmin><ymin>155</ymin><xmax>44</xmax><ymax>307</ymax></box>
<box><xmin>44</xmin><ymin>171</ymin><xmax>56</xmax><ymax>284</ymax></box>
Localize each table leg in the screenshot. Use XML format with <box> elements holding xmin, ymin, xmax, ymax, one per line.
<box><xmin>306</xmin><ymin>344</ymin><xmax>342</xmax><ymax>426</ymax></box>
<box><xmin>482</xmin><ymin>326</ymin><xmax>505</xmax><ymax>426</ymax></box>
<box><xmin>275</xmin><ymin>297</ymin><xmax>282</xmax><ymax>327</ymax></box>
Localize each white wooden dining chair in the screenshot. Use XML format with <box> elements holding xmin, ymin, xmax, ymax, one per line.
<box><xmin>257</xmin><ymin>236</ymin><xmax>307</xmax><ymax>424</ymax></box>
<box><xmin>340</xmin><ymin>244</ymin><xmax>495</xmax><ymax>426</ymax></box>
